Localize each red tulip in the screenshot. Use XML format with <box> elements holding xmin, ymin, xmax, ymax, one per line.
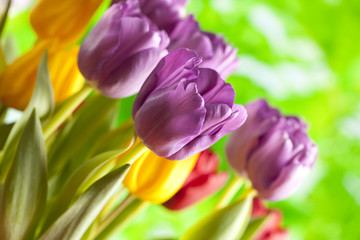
<box><xmin>251</xmin><ymin>198</ymin><xmax>289</xmax><ymax>240</ymax></box>
<box><xmin>163</xmin><ymin>150</ymin><xmax>229</xmax><ymax>210</ymax></box>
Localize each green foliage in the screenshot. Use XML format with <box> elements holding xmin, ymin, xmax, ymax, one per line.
<box><xmin>240</xmin><ymin>217</ymin><xmax>268</xmax><ymax>240</ymax></box>
<box><xmin>0</xmin><ymin>109</ymin><xmax>47</xmax><ymax>240</ymax></box>
<box><xmin>39</xmin><ymin>164</ymin><xmax>131</xmax><ymax>240</ymax></box>
<box><xmin>181</xmin><ymin>195</ymin><xmax>253</xmax><ymax>240</ymax></box>
<box><xmin>0</xmin><ymin>51</ymin><xmax>54</xmax><ymax>182</ymax></box>
<box><xmin>2</xmin><ymin>0</ymin><xmax>360</xmax><ymax>239</ymax></box>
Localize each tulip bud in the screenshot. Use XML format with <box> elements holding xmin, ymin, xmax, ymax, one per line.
<box><xmin>139</xmin><ymin>0</ymin><xmax>188</xmax><ymax>31</ymax></box>
<box><xmin>133</xmin><ymin>49</ymin><xmax>247</xmax><ymax>160</ymax></box>
<box><xmin>30</xmin><ymin>0</ymin><xmax>103</xmax><ymax>45</ymax></box>
<box><xmin>251</xmin><ymin>198</ymin><xmax>289</xmax><ymax>240</ymax></box>
<box><xmin>226</xmin><ymin>99</ymin><xmax>318</xmax><ymax>201</ymax></box>
<box><xmin>168</xmin><ymin>15</ymin><xmax>239</xmax><ymax>78</ymax></box>
<box><xmin>163</xmin><ymin>149</ymin><xmax>229</xmax><ymax>210</ymax></box>
<box><xmin>0</xmin><ymin>41</ymin><xmax>84</xmax><ymax>110</ymax></box>
<box><xmin>123</xmin><ymin>149</ymin><xmax>198</xmax><ymax>204</ymax></box>
<box><xmin>78</xmin><ymin>0</ymin><xmax>169</xmax><ymax>98</ymax></box>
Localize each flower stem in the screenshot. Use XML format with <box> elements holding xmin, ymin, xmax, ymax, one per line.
<box><xmin>0</xmin><ymin>103</ymin><xmax>8</xmax><ymax>124</ymax></box>
<box><xmin>94</xmin><ymin>196</ymin><xmax>149</xmax><ymax>240</ymax></box>
<box><xmin>215</xmin><ymin>176</ymin><xmax>245</xmax><ymax>209</ymax></box>
<box><xmin>42</xmin><ymin>83</ymin><xmax>92</xmax><ymax>140</ymax></box>
<box><xmin>117</xmin><ymin>140</ymin><xmax>148</xmax><ymax>165</ymax></box>
<box><xmin>79</xmin><ymin>141</ymin><xmax>147</xmax><ymax>192</ymax></box>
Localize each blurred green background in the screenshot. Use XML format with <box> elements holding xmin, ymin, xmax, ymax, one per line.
<box><xmin>2</xmin><ymin>0</ymin><xmax>360</xmax><ymax>239</ymax></box>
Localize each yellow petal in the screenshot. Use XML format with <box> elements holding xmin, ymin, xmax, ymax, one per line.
<box><xmin>0</xmin><ymin>40</ymin><xmax>84</xmax><ymax>110</ymax></box>
<box><xmin>123</xmin><ymin>150</ymin><xmax>199</xmax><ymax>204</ymax></box>
<box><xmin>30</xmin><ymin>0</ymin><xmax>104</xmax><ymax>45</ymax></box>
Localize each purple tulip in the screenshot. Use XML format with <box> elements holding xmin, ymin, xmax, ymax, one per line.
<box><xmin>139</xmin><ymin>0</ymin><xmax>188</xmax><ymax>31</ymax></box>
<box><xmin>168</xmin><ymin>15</ymin><xmax>239</xmax><ymax>78</ymax></box>
<box><xmin>226</xmin><ymin>99</ymin><xmax>318</xmax><ymax>201</ymax></box>
<box><xmin>78</xmin><ymin>0</ymin><xmax>169</xmax><ymax>98</ymax></box>
<box><xmin>133</xmin><ymin>49</ymin><xmax>247</xmax><ymax>160</ymax></box>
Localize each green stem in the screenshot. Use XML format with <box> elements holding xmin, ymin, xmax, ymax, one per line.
<box><xmin>94</xmin><ymin>197</ymin><xmax>148</xmax><ymax>240</ymax></box>
<box><xmin>0</xmin><ymin>0</ymin><xmax>11</xmax><ymax>37</ymax></box>
<box><xmin>237</xmin><ymin>187</ymin><xmax>257</xmax><ymax>201</ymax></box>
<box><xmin>0</xmin><ymin>103</ymin><xmax>8</xmax><ymax>124</ymax></box>
<box><xmin>42</xmin><ymin>84</ymin><xmax>92</xmax><ymax>140</ymax></box>
<box><xmin>117</xmin><ymin>141</ymin><xmax>148</xmax><ymax>165</ymax></box>
<box><xmin>215</xmin><ymin>176</ymin><xmax>245</xmax><ymax>209</ymax></box>
<box><xmin>79</xmin><ymin>141</ymin><xmax>147</xmax><ymax>192</ymax></box>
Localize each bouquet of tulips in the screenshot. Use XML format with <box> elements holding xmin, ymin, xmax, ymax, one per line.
<box><xmin>0</xmin><ymin>0</ymin><xmax>318</xmax><ymax>239</ymax></box>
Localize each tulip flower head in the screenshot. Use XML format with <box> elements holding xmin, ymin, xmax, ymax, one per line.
<box><xmin>226</xmin><ymin>99</ymin><xmax>318</xmax><ymax>201</ymax></box>
<box><xmin>78</xmin><ymin>0</ymin><xmax>169</xmax><ymax>98</ymax></box>
<box><xmin>123</xmin><ymin>149</ymin><xmax>198</xmax><ymax>203</ymax></box>
<box><xmin>0</xmin><ymin>41</ymin><xmax>84</xmax><ymax>110</ymax></box>
<box><xmin>132</xmin><ymin>49</ymin><xmax>247</xmax><ymax>160</ymax></box>
<box><xmin>30</xmin><ymin>0</ymin><xmax>103</xmax><ymax>45</ymax></box>
<box><xmin>251</xmin><ymin>198</ymin><xmax>289</xmax><ymax>240</ymax></box>
<box><xmin>163</xmin><ymin>149</ymin><xmax>229</xmax><ymax>210</ymax></box>
<box><xmin>168</xmin><ymin>15</ymin><xmax>239</xmax><ymax>78</ymax></box>
<box><xmin>139</xmin><ymin>0</ymin><xmax>188</xmax><ymax>31</ymax></box>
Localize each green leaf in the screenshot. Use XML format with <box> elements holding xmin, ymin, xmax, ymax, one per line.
<box><xmin>47</xmin><ymin>95</ymin><xmax>118</xmax><ymax>177</ymax></box>
<box><xmin>0</xmin><ymin>109</ymin><xmax>47</xmax><ymax>240</ymax></box>
<box><xmin>39</xmin><ymin>164</ymin><xmax>131</xmax><ymax>240</ymax></box>
<box><xmin>240</xmin><ymin>217</ymin><xmax>268</xmax><ymax>240</ymax></box>
<box><xmin>180</xmin><ymin>195</ymin><xmax>253</xmax><ymax>240</ymax></box>
<box><xmin>28</xmin><ymin>50</ymin><xmax>55</xmax><ymax>122</ymax></box>
<box><xmin>0</xmin><ymin>123</ymin><xmax>13</xmax><ymax>150</ymax></box>
<box><xmin>0</xmin><ymin>0</ymin><xmax>11</xmax><ymax>37</ymax></box>
<box><xmin>90</xmin><ymin>119</ymin><xmax>135</xmax><ymax>156</ymax></box>
<box><xmin>0</xmin><ymin>51</ymin><xmax>54</xmax><ymax>182</ymax></box>
<box><xmin>43</xmin><ymin>150</ymin><xmax>131</xmax><ymax>231</ymax></box>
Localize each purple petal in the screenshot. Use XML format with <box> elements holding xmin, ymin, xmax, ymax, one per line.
<box><xmin>226</xmin><ymin>100</ymin><xmax>281</xmax><ymax>175</ymax></box>
<box><xmin>247</xmin><ymin>131</ymin><xmax>294</xmax><ymax>191</ymax></box>
<box><xmin>261</xmin><ymin>161</ymin><xmax>311</xmax><ymax>201</ymax></box>
<box><xmin>201</xmin><ymin>104</ymin><xmax>233</xmax><ymax>135</ymax></box>
<box><xmin>97</xmin><ymin>48</ymin><xmax>168</xmax><ymax>98</ymax></box>
<box><xmin>195</xmin><ymin>68</ymin><xmax>235</xmax><ymax>107</ymax></box>
<box><xmin>133</xmin><ymin>49</ymin><xmax>201</xmax><ymax>117</ymax></box>
<box><xmin>169</xmin><ymin>15</ymin><xmax>214</xmax><ymax>58</ymax></box>
<box><xmin>169</xmin><ymin>104</ymin><xmax>247</xmax><ymax>160</ymax></box>
<box><xmin>134</xmin><ymin>80</ymin><xmax>206</xmax><ymax>158</ymax></box>
<box><xmin>78</xmin><ymin>3</ymin><xmax>126</xmax><ymax>81</ymax></box>
<box><xmin>139</xmin><ymin>0</ymin><xmax>188</xmax><ymax>30</ymax></box>
<box><xmin>199</xmin><ymin>33</ymin><xmax>239</xmax><ymax>78</ymax></box>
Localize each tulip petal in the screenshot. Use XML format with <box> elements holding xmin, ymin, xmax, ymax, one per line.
<box><xmin>79</xmin><ymin>15</ymin><xmax>150</xmax><ymax>81</ymax></box>
<box><xmin>164</xmin><ymin>172</ymin><xmax>229</xmax><ymax>210</ymax></box>
<box><xmin>199</xmin><ymin>33</ymin><xmax>239</xmax><ymax>78</ymax></box>
<box><xmin>169</xmin><ymin>104</ymin><xmax>247</xmax><ymax>160</ymax></box>
<box><xmin>247</xmin><ymin>131</ymin><xmax>294</xmax><ymax>193</ymax></box>
<box><xmin>169</xmin><ymin>15</ymin><xmax>213</xmax><ymax>58</ymax></box>
<box><xmin>139</xmin><ymin>0</ymin><xmax>188</xmax><ymax>30</ymax></box>
<box><xmin>263</xmin><ymin>161</ymin><xmax>311</xmax><ymax>201</ymax></box>
<box><xmin>98</xmin><ymin>48</ymin><xmax>168</xmax><ymax>98</ymax></box>
<box><xmin>195</xmin><ymin>68</ymin><xmax>235</xmax><ymax>107</ymax></box>
<box><xmin>193</xmin><ymin>150</ymin><xmax>220</xmax><ymax>175</ymax></box>
<box><xmin>226</xmin><ymin>99</ymin><xmax>281</xmax><ymax>175</ymax></box>
<box><xmin>133</xmin><ymin>49</ymin><xmax>201</xmax><ymax>117</ymax></box>
<box><xmin>135</xmin><ymin>80</ymin><xmax>206</xmax><ymax>158</ymax></box>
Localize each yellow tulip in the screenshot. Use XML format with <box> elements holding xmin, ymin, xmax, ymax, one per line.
<box><xmin>123</xmin><ymin>149</ymin><xmax>198</xmax><ymax>204</ymax></box>
<box><xmin>0</xmin><ymin>40</ymin><xmax>84</xmax><ymax>110</ymax></box>
<box><xmin>30</xmin><ymin>0</ymin><xmax>104</xmax><ymax>45</ymax></box>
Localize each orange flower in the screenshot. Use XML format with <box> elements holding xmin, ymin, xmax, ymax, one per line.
<box><xmin>30</xmin><ymin>0</ymin><xmax>104</xmax><ymax>45</ymax></box>
<box><xmin>0</xmin><ymin>40</ymin><xmax>84</xmax><ymax>110</ymax></box>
